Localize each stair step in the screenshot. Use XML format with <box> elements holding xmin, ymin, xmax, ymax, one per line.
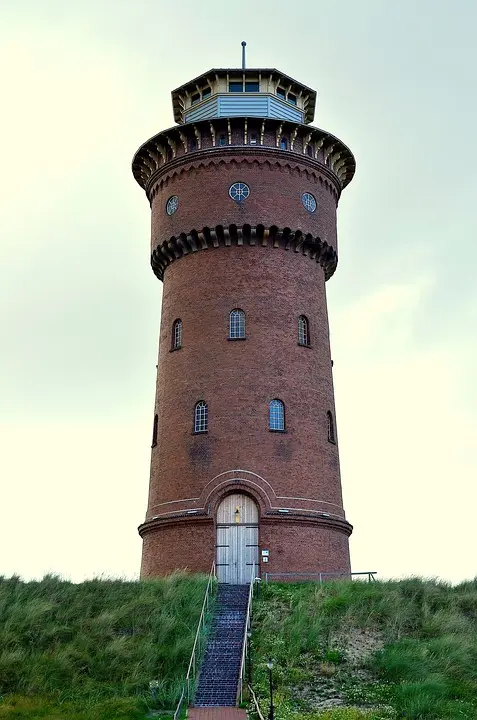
<box><xmin>194</xmin><ymin>584</ymin><xmax>250</xmax><ymax>706</ymax></box>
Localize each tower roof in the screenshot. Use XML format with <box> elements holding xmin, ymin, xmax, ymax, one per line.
<box><xmin>171</xmin><ymin>68</ymin><xmax>317</xmax><ymax>125</ymax></box>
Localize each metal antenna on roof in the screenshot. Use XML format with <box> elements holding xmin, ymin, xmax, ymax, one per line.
<box><xmin>241</xmin><ymin>41</ymin><xmax>247</xmax><ymax>70</ymax></box>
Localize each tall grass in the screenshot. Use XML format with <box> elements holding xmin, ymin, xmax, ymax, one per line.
<box><xmin>250</xmin><ymin>577</ymin><xmax>477</xmax><ymax>719</ymax></box>
<box><xmin>0</xmin><ymin>572</ymin><xmax>211</xmax><ymax>718</ymax></box>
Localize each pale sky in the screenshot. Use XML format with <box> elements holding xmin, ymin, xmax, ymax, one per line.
<box><xmin>1</xmin><ymin>0</ymin><xmax>476</xmax><ymax>584</ymax></box>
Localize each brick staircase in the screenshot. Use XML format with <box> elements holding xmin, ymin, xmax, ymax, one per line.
<box><xmin>194</xmin><ymin>584</ymin><xmax>249</xmax><ymax>707</ymax></box>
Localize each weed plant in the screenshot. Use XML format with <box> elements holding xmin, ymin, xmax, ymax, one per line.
<box><xmin>0</xmin><ymin>572</ymin><xmax>212</xmax><ymax>718</ymax></box>
<box><xmin>250</xmin><ymin>577</ymin><xmax>477</xmax><ymax>719</ymax></box>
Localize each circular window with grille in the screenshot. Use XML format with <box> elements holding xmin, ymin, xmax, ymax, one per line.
<box><xmin>301</xmin><ymin>192</ymin><xmax>317</xmax><ymax>213</ymax></box>
<box><xmin>166</xmin><ymin>195</ymin><xmax>179</xmax><ymax>215</ymax></box>
<box><xmin>229</xmin><ymin>182</ymin><xmax>250</xmax><ymax>202</ymax></box>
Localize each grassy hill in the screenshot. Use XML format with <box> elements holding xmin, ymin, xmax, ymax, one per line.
<box><xmin>0</xmin><ymin>573</ymin><xmax>210</xmax><ymax>719</ymax></box>
<box><xmin>1</xmin><ymin>575</ymin><xmax>476</xmax><ymax>719</ymax></box>
<box><xmin>249</xmin><ymin>578</ymin><xmax>477</xmax><ymax>720</ymax></box>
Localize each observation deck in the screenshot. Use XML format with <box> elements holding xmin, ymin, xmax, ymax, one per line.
<box><xmin>171</xmin><ymin>68</ymin><xmax>317</xmax><ymax>125</ymax></box>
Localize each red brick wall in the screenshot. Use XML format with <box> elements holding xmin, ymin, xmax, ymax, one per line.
<box><xmin>141</xmin><ymin>519</ymin><xmax>215</xmax><ymax>577</ymax></box>
<box><xmin>260</xmin><ymin>519</ymin><xmax>351</xmax><ymax>577</ymax></box>
<box><xmin>149</xmin><ymin>243</ymin><xmax>341</xmax><ymax>505</ymax></box>
<box><xmin>151</xmin><ymin>154</ymin><xmax>339</xmax><ymax>254</ymax></box>
<box><xmin>138</xmin><ymin>144</ymin><xmax>352</xmax><ymax>579</ymax></box>
<box><xmin>140</xmin><ymin>517</ymin><xmax>350</xmax><ymax>578</ymax></box>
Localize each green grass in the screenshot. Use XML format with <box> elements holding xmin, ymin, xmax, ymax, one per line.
<box><xmin>2</xmin><ymin>574</ymin><xmax>476</xmax><ymax>719</ymax></box>
<box><xmin>0</xmin><ymin>573</ymin><xmax>212</xmax><ymax>719</ymax></box>
<box><xmin>249</xmin><ymin>577</ymin><xmax>477</xmax><ymax>719</ymax></box>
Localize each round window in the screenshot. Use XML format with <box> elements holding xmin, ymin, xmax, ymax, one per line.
<box><xmin>301</xmin><ymin>192</ymin><xmax>317</xmax><ymax>213</ymax></box>
<box><xmin>166</xmin><ymin>195</ymin><xmax>179</xmax><ymax>215</ymax></box>
<box><xmin>229</xmin><ymin>182</ymin><xmax>250</xmax><ymax>202</ymax></box>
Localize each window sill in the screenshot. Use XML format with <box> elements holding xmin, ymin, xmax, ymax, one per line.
<box><xmin>192</xmin><ymin>431</ymin><xmax>208</xmax><ymax>436</ymax></box>
<box><xmin>328</xmin><ymin>438</ymin><xmax>336</xmax><ymax>445</ymax></box>
<box><xmin>170</xmin><ymin>346</ymin><xmax>182</xmax><ymax>353</ymax></box>
<box><xmin>228</xmin><ymin>337</ymin><xmax>247</xmax><ymax>341</ymax></box>
<box><xmin>297</xmin><ymin>343</ymin><xmax>312</xmax><ymax>349</ymax></box>
<box><xmin>151</xmin><ymin>442</ymin><xmax>157</xmax><ymax>448</ymax></box>
<box><xmin>269</xmin><ymin>429</ymin><xmax>287</xmax><ymax>433</ymax></box>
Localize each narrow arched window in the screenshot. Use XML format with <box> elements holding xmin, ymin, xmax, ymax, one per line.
<box><xmin>327</xmin><ymin>411</ymin><xmax>336</xmax><ymax>444</ymax></box>
<box><xmin>280</xmin><ymin>137</ymin><xmax>288</xmax><ymax>150</ymax></box>
<box><xmin>298</xmin><ymin>315</ymin><xmax>310</xmax><ymax>347</ymax></box>
<box><xmin>151</xmin><ymin>413</ymin><xmax>158</xmax><ymax>447</ymax></box>
<box><xmin>229</xmin><ymin>309</ymin><xmax>246</xmax><ymax>339</ymax></box>
<box><xmin>194</xmin><ymin>401</ymin><xmax>208</xmax><ymax>433</ymax></box>
<box><xmin>269</xmin><ymin>399</ymin><xmax>285</xmax><ymax>431</ymax></box>
<box><xmin>172</xmin><ymin>319</ymin><xmax>182</xmax><ymax>350</ymax></box>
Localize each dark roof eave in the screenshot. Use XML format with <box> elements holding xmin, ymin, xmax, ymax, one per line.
<box><xmin>171</xmin><ymin>68</ymin><xmax>316</xmax><ymax>96</ymax></box>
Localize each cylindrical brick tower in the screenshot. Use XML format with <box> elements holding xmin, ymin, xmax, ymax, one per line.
<box><xmin>133</xmin><ymin>64</ymin><xmax>355</xmax><ymax>582</ymax></box>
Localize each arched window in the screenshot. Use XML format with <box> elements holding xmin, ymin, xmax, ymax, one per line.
<box><xmin>229</xmin><ymin>309</ymin><xmax>246</xmax><ymax>339</ymax></box>
<box><xmin>298</xmin><ymin>315</ymin><xmax>310</xmax><ymax>347</ymax></box>
<box><xmin>194</xmin><ymin>401</ymin><xmax>208</xmax><ymax>433</ymax></box>
<box><xmin>269</xmin><ymin>399</ymin><xmax>285</xmax><ymax>431</ymax></box>
<box><xmin>280</xmin><ymin>137</ymin><xmax>288</xmax><ymax>150</ymax></box>
<box><xmin>327</xmin><ymin>411</ymin><xmax>336</xmax><ymax>444</ymax></box>
<box><xmin>151</xmin><ymin>413</ymin><xmax>158</xmax><ymax>447</ymax></box>
<box><xmin>172</xmin><ymin>319</ymin><xmax>182</xmax><ymax>350</ymax></box>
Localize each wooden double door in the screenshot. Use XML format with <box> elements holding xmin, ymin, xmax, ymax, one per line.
<box><xmin>216</xmin><ymin>493</ymin><xmax>259</xmax><ymax>585</ymax></box>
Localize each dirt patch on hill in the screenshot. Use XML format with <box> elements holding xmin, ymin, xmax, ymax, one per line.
<box><xmin>291</xmin><ymin>628</ymin><xmax>384</xmax><ymax>711</ymax></box>
<box><xmin>331</xmin><ymin>627</ymin><xmax>384</xmax><ymax>665</ymax></box>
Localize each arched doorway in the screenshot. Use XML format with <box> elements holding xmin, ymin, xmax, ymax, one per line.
<box><xmin>216</xmin><ymin>493</ymin><xmax>259</xmax><ymax>584</ymax></box>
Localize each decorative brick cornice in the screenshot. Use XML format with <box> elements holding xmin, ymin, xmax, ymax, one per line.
<box><xmin>138</xmin><ymin>511</ymin><xmax>352</xmax><ymax>537</ymax></box>
<box><xmin>262</xmin><ymin>513</ymin><xmax>353</xmax><ymax>537</ymax></box>
<box><xmin>132</xmin><ymin>116</ymin><xmax>355</xmax><ymax>195</ymax></box>
<box><xmin>151</xmin><ymin>224</ymin><xmax>338</xmax><ymax>282</ymax></box>
<box><xmin>147</xmin><ymin>148</ymin><xmax>341</xmax><ymax>203</ymax></box>
<box><xmin>138</xmin><ymin>513</ymin><xmax>212</xmax><ymax>536</ymax></box>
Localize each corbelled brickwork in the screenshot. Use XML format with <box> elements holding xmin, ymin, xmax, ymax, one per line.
<box><xmin>133</xmin><ymin>67</ymin><xmax>355</xmax><ymax>581</ymax></box>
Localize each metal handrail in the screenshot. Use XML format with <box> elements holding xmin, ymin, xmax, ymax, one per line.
<box><xmin>237</xmin><ymin>563</ymin><xmax>256</xmax><ymax>705</ymax></box>
<box><xmin>264</xmin><ymin>570</ymin><xmax>377</xmax><ymax>583</ymax></box>
<box><xmin>248</xmin><ymin>682</ymin><xmax>266</xmax><ymax>720</ymax></box>
<box><xmin>173</xmin><ymin>562</ymin><xmax>216</xmax><ymax>720</ymax></box>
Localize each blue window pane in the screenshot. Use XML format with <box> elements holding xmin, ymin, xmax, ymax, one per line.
<box><xmin>229</xmin><ymin>182</ymin><xmax>250</xmax><ymax>202</ymax></box>
<box><xmin>172</xmin><ymin>319</ymin><xmax>182</xmax><ymax>350</ymax></box>
<box><xmin>298</xmin><ymin>316</ymin><xmax>309</xmax><ymax>346</ymax></box>
<box><xmin>245</xmin><ymin>82</ymin><xmax>259</xmax><ymax>92</ymax></box>
<box><xmin>229</xmin><ymin>82</ymin><xmax>243</xmax><ymax>92</ymax></box>
<box><xmin>194</xmin><ymin>401</ymin><xmax>208</xmax><ymax>433</ymax></box>
<box><xmin>302</xmin><ymin>192</ymin><xmax>317</xmax><ymax>213</ymax></box>
<box><xmin>269</xmin><ymin>400</ymin><xmax>285</xmax><ymax>431</ymax></box>
<box><xmin>229</xmin><ymin>309</ymin><xmax>245</xmax><ymax>339</ymax></box>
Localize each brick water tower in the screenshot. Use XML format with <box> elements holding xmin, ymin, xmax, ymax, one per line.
<box><xmin>133</xmin><ymin>53</ymin><xmax>355</xmax><ymax>583</ymax></box>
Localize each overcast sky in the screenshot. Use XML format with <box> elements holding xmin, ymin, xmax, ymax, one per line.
<box><xmin>1</xmin><ymin>0</ymin><xmax>476</xmax><ymax>584</ymax></box>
